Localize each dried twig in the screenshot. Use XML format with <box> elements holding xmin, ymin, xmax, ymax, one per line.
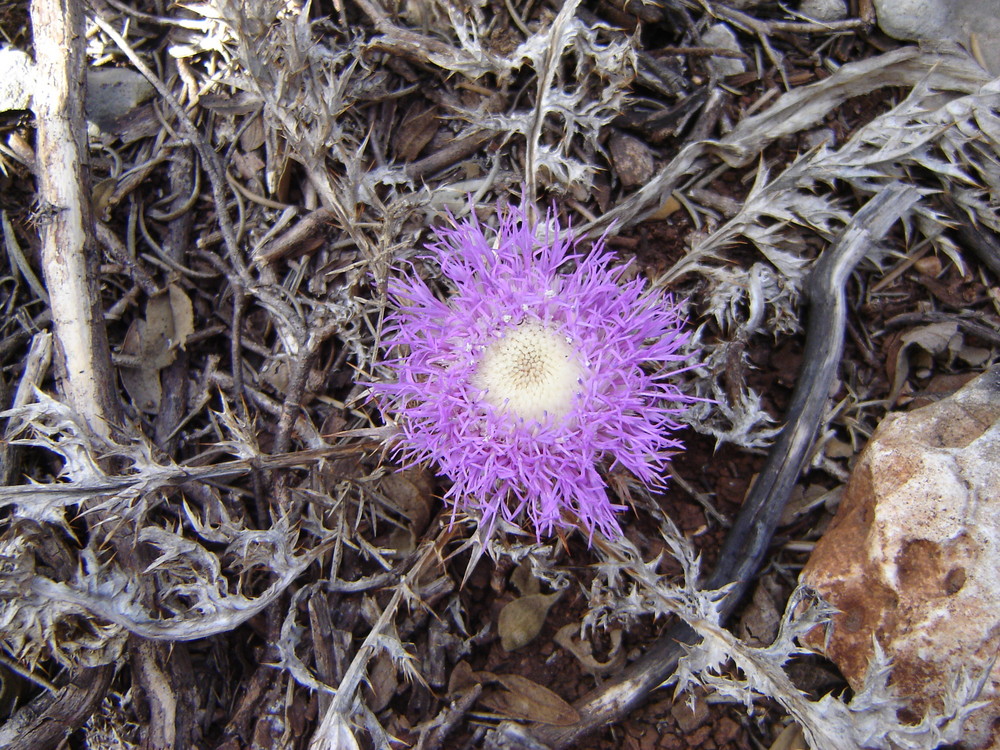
<box><xmin>31</xmin><ymin>0</ymin><xmax>120</xmax><ymax>435</ymax></box>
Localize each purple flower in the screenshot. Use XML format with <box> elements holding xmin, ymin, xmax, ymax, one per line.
<box><xmin>370</xmin><ymin>203</ymin><xmax>694</xmax><ymax>539</ymax></box>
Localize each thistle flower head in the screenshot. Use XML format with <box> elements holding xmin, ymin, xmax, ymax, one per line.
<box><xmin>370</xmin><ymin>203</ymin><xmax>695</xmax><ymax>539</ymax></box>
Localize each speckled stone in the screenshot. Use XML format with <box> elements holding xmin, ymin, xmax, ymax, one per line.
<box><xmin>801</xmin><ymin>366</ymin><xmax>1000</xmax><ymax>749</ymax></box>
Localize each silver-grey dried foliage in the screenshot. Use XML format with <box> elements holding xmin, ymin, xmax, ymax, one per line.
<box><xmin>677</xmin><ymin>49</ymin><xmax>1000</xmax><ymax>448</ymax></box>
<box><xmin>584</xmin><ymin>48</ymin><xmax>1000</xmax><ymax>743</ymax></box>
<box><xmin>477</xmin><ymin>0</ymin><xmax>635</xmax><ymax>197</ymax></box>
<box><xmin>578</xmin><ymin>510</ymin><xmax>990</xmax><ymax>750</ymax></box>
<box><xmin>5</xmin><ymin>0</ymin><xmax>1000</xmax><ymax>747</ymax></box>
<box><xmin>668</xmin><ymin>586</ymin><xmax>986</xmax><ymax>750</ymax></box>
<box><xmin>0</xmin><ymin>393</ymin><xmax>312</xmax><ymax>661</ymax></box>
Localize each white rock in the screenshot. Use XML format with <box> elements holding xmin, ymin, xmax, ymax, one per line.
<box><xmin>801</xmin><ymin>366</ymin><xmax>1000</xmax><ymax>748</ymax></box>
<box><xmin>799</xmin><ymin>0</ymin><xmax>848</xmax><ymax>22</ymax></box>
<box><xmin>0</xmin><ymin>47</ymin><xmax>33</xmax><ymax>112</ymax></box>
<box><xmin>872</xmin><ymin>0</ymin><xmax>950</xmax><ymax>40</ymax></box>
<box><xmin>85</xmin><ymin>68</ymin><xmax>155</xmax><ymax>130</ymax></box>
<box><xmin>702</xmin><ymin>24</ymin><xmax>746</xmax><ymax>79</ymax></box>
<box><xmin>0</xmin><ymin>55</ymin><xmax>157</xmax><ymax>127</ymax></box>
<box><xmin>872</xmin><ymin>0</ymin><xmax>1000</xmax><ymax>74</ymax></box>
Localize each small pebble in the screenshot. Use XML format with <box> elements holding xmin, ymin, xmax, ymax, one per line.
<box><xmin>799</xmin><ymin>0</ymin><xmax>848</xmax><ymax>21</ymax></box>
<box><xmin>913</xmin><ymin>255</ymin><xmax>943</xmax><ymax>276</ymax></box>
<box><xmin>608</xmin><ymin>131</ymin><xmax>655</xmax><ymax>188</ymax></box>
<box><xmin>702</xmin><ymin>24</ymin><xmax>747</xmax><ymax>78</ymax></box>
<box><xmin>86</xmin><ymin>67</ymin><xmax>155</xmax><ymax>130</ymax></box>
<box><xmin>0</xmin><ymin>47</ymin><xmax>33</xmax><ymax>111</ymax></box>
<box><xmin>669</xmin><ymin>693</ymin><xmax>710</xmax><ymax>733</ymax></box>
<box><xmin>872</xmin><ymin>0</ymin><xmax>1000</xmax><ymax>74</ymax></box>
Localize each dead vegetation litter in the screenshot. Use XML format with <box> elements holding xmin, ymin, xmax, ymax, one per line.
<box><xmin>0</xmin><ymin>0</ymin><xmax>999</xmax><ymax>748</ymax></box>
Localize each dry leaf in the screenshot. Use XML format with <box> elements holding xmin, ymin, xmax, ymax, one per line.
<box><xmin>393</xmin><ymin>104</ymin><xmax>439</xmax><ymax>162</ymax></box>
<box><xmin>769</xmin><ymin>722</ymin><xmax>809</xmax><ymax>750</ymax></box>
<box><xmin>119</xmin><ymin>319</ymin><xmax>162</xmax><ymax>414</ymax></box>
<box><xmin>447</xmin><ymin>660</ymin><xmax>479</xmax><ymax>695</ymax></box>
<box><xmin>958</xmin><ymin>345</ymin><xmax>991</xmax><ymax>367</ymax></box>
<box><xmin>91</xmin><ymin>177</ymin><xmax>118</xmax><ymax>221</ymax></box>
<box><xmin>379</xmin><ymin>470</ymin><xmax>434</xmax><ymax>536</ymax></box>
<box><xmin>143</xmin><ymin>284</ymin><xmax>194</xmax><ymax>369</ymax></box>
<box><xmin>261</xmin><ymin>357</ymin><xmax>293</xmax><ymax>393</ymax></box>
<box><xmin>509</xmin><ymin>559</ymin><xmax>540</xmax><ymax>597</ymax></box>
<box><xmin>553</xmin><ymin>624</ymin><xmax>624</xmax><ymax>677</ymax></box>
<box><xmin>364</xmin><ymin>650</ymin><xmax>397</xmax><ymax>712</ymax></box>
<box><xmin>239</xmin><ymin>114</ymin><xmax>265</xmax><ymax>152</ymax></box>
<box><xmin>497</xmin><ymin>591</ymin><xmax>560</xmax><ymax>651</ymax></box>
<box><xmin>478</xmin><ymin>673</ymin><xmax>580</xmax><ymax>726</ymax></box>
<box><xmin>737</xmin><ymin>579</ymin><xmax>782</xmax><ymax>647</ymax></box>
<box><xmin>119</xmin><ymin>285</ymin><xmax>195</xmax><ymax>413</ymax></box>
<box><xmin>888</xmin><ymin>322</ymin><xmax>963</xmax><ymax>402</ymax></box>
<box><xmin>167</xmin><ymin>284</ymin><xmax>195</xmax><ymax>350</ymax></box>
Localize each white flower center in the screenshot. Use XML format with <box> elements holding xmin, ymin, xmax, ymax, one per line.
<box><xmin>472</xmin><ymin>321</ymin><xmax>583</xmax><ymax>422</ymax></box>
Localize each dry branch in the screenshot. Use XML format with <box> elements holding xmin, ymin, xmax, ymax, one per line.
<box><xmin>30</xmin><ymin>0</ymin><xmax>119</xmax><ymax>435</ymax></box>
<box><xmin>8</xmin><ymin>0</ymin><xmax>123</xmax><ymax>744</ymax></box>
